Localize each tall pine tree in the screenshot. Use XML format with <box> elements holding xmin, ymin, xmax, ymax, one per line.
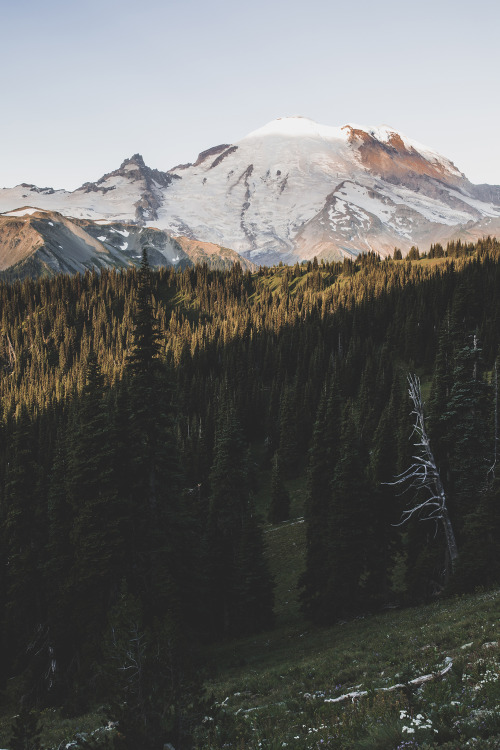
<box><xmin>206</xmin><ymin>403</ymin><xmax>273</xmax><ymax>636</ymax></box>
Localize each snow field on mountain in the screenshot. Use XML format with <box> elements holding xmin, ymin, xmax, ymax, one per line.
<box><xmin>1</xmin><ymin>116</ymin><xmax>499</xmax><ymax>263</ymax></box>
<box><xmin>159</xmin><ymin>122</ymin><xmax>361</xmax><ymax>255</ymax></box>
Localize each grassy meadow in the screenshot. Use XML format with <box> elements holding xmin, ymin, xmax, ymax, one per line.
<box><xmin>0</xmin><ymin>478</ymin><xmax>499</xmax><ymax>750</ymax></box>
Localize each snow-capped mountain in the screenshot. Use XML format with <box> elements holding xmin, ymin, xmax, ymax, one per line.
<box><xmin>2</xmin><ymin>116</ymin><xmax>500</xmax><ymax>266</ymax></box>
<box><xmin>0</xmin><ymin>154</ymin><xmax>175</xmax><ymax>225</ymax></box>
<box><xmin>162</xmin><ymin>117</ymin><xmax>500</xmax><ymax>263</ymax></box>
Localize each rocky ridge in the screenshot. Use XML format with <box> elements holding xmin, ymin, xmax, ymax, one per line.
<box><xmin>0</xmin><ymin>209</ymin><xmax>255</xmax><ymax>280</ymax></box>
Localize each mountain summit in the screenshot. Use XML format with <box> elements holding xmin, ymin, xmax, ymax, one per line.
<box><xmin>1</xmin><ymin>117</ymin><xmax>500</xmax><ymax>264</ymax></box>
<box><xmin>162</xmin><ymin>116</ymin><xmax>500</xmax><ymax>262</ymax></box>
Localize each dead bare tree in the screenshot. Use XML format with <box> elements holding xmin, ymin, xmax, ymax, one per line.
<box><xmin>390</xmin><ymin>373</ymin><xmax>459</xmax><ymax>577</ymax></box>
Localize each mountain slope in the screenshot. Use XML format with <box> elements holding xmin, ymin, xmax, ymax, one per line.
<box><xmin>1</xmin><ymin>117</ymin><xmax>499</xmax><ymax>265</ymax></box>
<box><xmin>0</xmin><ymin>154</ymin><xmax>176</xmax><ymax>225</ymax></box>
<box><xmin>162</xmin><ymin>117</ymin><xmax>500</xmax><ymax>262</ymax></box>
<box><xmin>0</xmin><ymin>209</ymin><xmax>254</xmax><ymax>280</ymax></box>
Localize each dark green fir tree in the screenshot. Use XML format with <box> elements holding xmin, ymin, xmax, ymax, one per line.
<box><xmin>268</xmin><ymin>452</ymin><xmax>290</xmax><ymax>524</ymax></box>
<box><xmin>8</xmin><ymin>706</ymin><xmax>42</xmax><ymax>750</ymax></box>
<box><xmin>300</xmin><ymin>382</ymin><xmax>341</xmax><ymax>623</ymax></box>
<box><xmin>325</xmin><ymin>401</ymin><xmax>371</xmax><ymax>620</ymax></box>
<box><xmin>206</xmin><ymin>403</ymin><xmax>273</xmax><ymax>636</ymax></box>
<box><xmin>124</xmin><ymin>248</ymin><xmax>192</xmax><ymax>626</ymax></box>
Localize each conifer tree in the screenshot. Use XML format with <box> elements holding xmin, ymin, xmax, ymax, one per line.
<box><xmin>103</xmin><ymin>584</ymin><xmax>179</xmax><ymax>750</ymax></box>
<box><xmin>368</xmin><ymin>377</ymin><xmax>404</xmax><ymax>605</ymax></box>
<box><xmin>67</xmin><ymin>352</ymin><xmax>125</xmax><ymax>677</ymax></box>
<box><xmin>2</xmin><ymin>405</ymin><xmax>45</xmax><ymax>675</ymax></box>
<box><xmin>454</xmin><ymin>477</ymin><xmax>500</xmax><ymax>591</ymax></box>
<box><xmin>233</xmin><ymin>507</ymin><xmax>275</xmax><ymax>634</ymax></box>
<box><xmin>326</xmin><ymin>402</ymin><xmax>371</xmax><ymax>619</ymax></box>
<box><xmin>278</xmin><ymin>381</ymin><xmax>300</xmax><ymax>478</ymax></box>
<box><xmin>445</xmin><ymin>333</ymin><xmax>490</xmax><ymax>528</ymax></box>
<box><xmin>8</xmin><ymin>706</ymin><xmax>42</xmax><ymax>750</ymax></box>
<box><xmin>268</xmin><ymin>452</ymin><xmax>290</xmax><ymax>524</ymax></box>
<box><xmin>124</xmin><ymin>249</ymin><xmax>189</xmax><ymax>624</ymax></box>
<box><xmin>44</xmin><ymin>420</ymin><xmax>74</xmax><ymax>700</ymax></box>
<box><xmin>206</xmin><ymin>404</ymin><xmax>273</xmax><ymax>635</ymax></box>
<box><xmin>300</xmin><ymin>383</ymin><xmax>341</xmax><ymax>622</ymax></box>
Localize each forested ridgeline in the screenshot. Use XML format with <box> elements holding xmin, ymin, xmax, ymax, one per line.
<box><xmin>1</xmin><ymin>238</ymin><xmax>500</xmax><ymax>746</ymax></box>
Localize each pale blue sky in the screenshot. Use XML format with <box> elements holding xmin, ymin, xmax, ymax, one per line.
<box><xmin>1</xmin><ymin>0</ymin><xmax>499</xmax><ymax>189</ymax></box>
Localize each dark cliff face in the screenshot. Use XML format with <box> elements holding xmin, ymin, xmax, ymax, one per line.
<box><xmin>471</xmin><ymin>183</ymin><xmax>500</xmax><ymax>206</ymax></box>
<box><xmin>77</xmin><ymin>154</ymin><xmax>180</xmax><ymax>222</ymax></box>
<box><xmin>170</xmin><ymin>144</ymin><xmax>233</xmax><ymax>171</ymax></box>
<box><xmin>78</xmin><ymin>154</ymin><xmax>169</xmax><ymax>189</ymax></box>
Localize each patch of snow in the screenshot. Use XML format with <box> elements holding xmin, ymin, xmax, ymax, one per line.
<box><xmin>442</xmin><ymin>187</ymin><xmax>500</xmax><ymax>218</ymax></box>
<box><xmin>3</xmin><ymin>207</ymin><xmax>40</xmax><ymax>216</ymax></box>
<box><xmin>241</xmin><ymin>116</ymin><xmax>349</xmax><ymax>144</ymax></box>
<box><xmin>381</xmin><ymin>182</ymin><xmax>476</xmax><ymax>225</ymax></box>
<box><xmin>98</xmin><ymin>236</ymin><xmax>107</xmax><ymax>241</ymax></box>
<box><xmin>333</xmin><ymin>183</ymin><xmax>393</xmax><ymax>222</ymax></box>
<box><xmin>120</xmin><ymin>242</ymin><xmax>128</xmax><ymax>250</ymax></box>
<box><xmin>48</xmin><ymin>221</ymin><xmax>54</xmax><ymax>226</ymax></box>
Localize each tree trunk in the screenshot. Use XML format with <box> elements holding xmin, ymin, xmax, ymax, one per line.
<box><xmin>441</xmin><ymin>507</ymin><xmax>459</xmax><ymax>574</ymax></box>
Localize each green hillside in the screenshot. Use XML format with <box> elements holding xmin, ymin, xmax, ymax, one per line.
<box><xmin>0</xmin><ymin>239</ymin><xmax>500</xmax><ymax>749</ymax></box>
<box><xmin>195</xmin><ymin>516</ymin><xmax>500</xmax><ymax>749</ymax></box>
<box><xmin>0</xmin><ymin>513</ymin><xmax>498</xmax><ymax>748</ymax></box>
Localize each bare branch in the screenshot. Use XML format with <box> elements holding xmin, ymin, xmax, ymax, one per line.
<box><xmin>386</xmin><ymin>374</ymin><xmax>459</xmax><ymax>575</ymax></box>
<box><xmin>324</xmin><ymin>661</ymin><xmax>453</xmax><ymax>704</ymax></box>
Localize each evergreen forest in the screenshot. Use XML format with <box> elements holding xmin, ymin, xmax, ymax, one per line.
<box><xmin>1</xmin><ymin>238</ymin><xmax>500</xmax><ymax>748</ymax></box>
